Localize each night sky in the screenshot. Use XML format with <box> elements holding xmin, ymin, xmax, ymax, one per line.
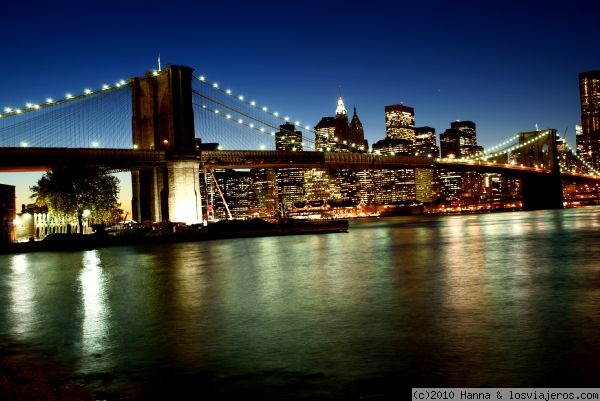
<box><xmin>2</xmin><ymin>0</ymin><xmax>600</xmax><ymax>208</ymax></box>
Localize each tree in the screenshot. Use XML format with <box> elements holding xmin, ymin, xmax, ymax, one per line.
<box><xmin>30</xmin><ymin>165</ymin><xmax>123</xmax><ymax>234</ymax></box>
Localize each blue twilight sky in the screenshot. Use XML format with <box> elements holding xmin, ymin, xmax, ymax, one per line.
<box><xmin>1</xmin><ymin>0</ymin><xmax>600</xmax><ymax>208</ymax></box>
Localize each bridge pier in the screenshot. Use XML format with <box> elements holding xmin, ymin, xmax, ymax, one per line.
<box><xmin>521</xmin><ymin>173</ymin><xmax>564</xmax><ymax>210</ymax></box>
<box><xmin>166</xmin><ymin>159</ymin><xmax>202</xmax><ymax>225</ymax></box>
<box><xmin>131</xmin><ymin>168</ymin><xmax>165</xmax><ymax>223</ymax></box>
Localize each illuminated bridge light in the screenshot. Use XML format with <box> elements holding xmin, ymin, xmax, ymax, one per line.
<box><xmin>226</xmin><ymin>114</ymin><xmax>231</xmax><ymax>119</ymax></box>
<box><xmin>4</xmin><ymin>107</ymin><xmax>12</xmax><ymax>113</ymax></box>
<box><xmin>84</xmin><ymin>88</ymin><xmax>92</xmax><ymax>94</ymax></box>
<box><xmin>15</xmin><ymin>109</ymin><xmax>22</xmax><ymax>114</ymax></box>
<box><xmin>262</xmin><ymin>106</ymin><xmax>268</xmax><ymax>112</ymax></box>
<box><xmin>102</xmin><ymin>84</ymin><xmax>110</xmax><ymax>90</ymax></box>
<box><xmin>46</xmin><ymin>98</ymin><xmax>54</xmax><ymax>104</ymax></box>
<box><xmin>273</xmin><ymin>112</ymin><xmax>279</xmax><ymax>117</ymax></box>
<box><xmin>213</xmin><ymin>83</ymin><xmax>219</xmax><ymax>88</ymax></box>
<box><xmin>65</xmin><ymin>93</ymin><xmax>73</xmax><ymax>99</ymax></box>
<box><xmin>238</xmin><ymin>95</ymin><xmax>244</xmax><ymax>101</ymax></box>
<box><xmin>250</xmin><ymin>101</ymin><xmax>256</xmax><ymax>106</ymax></box>
<box><xmin>226</xmin><ymin>89</ymin><xmax>232</xmax><ymax>95</ymax></box>
<box><xmin>199</xmin><ymin>75</ymin><xmax>205</xmax><ymax>81</ymax></box>
<box><xmin>119</xmin><ymin>80</ymin><xmax>126</xmax><ymax>85</ymax></box>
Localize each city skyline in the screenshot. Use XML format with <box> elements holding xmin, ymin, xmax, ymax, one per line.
<box><xmin>1</xmin><ymin>0</ymin><xmax>600</xmax><ymax>207</ymax></box>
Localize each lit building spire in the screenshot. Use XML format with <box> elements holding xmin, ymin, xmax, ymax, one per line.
<box><xmin>336</xmin><ymin>96</ymin><xmax>347</xmax><ymax>117</ymax></box>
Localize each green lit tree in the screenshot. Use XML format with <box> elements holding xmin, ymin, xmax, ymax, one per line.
<box><xmin>30</xmin><ymin>165</ymin><xmax>123</xmax><ymax>234</ymax></box>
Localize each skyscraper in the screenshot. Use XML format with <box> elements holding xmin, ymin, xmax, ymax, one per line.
<box><xmin>275</xmin><ymin>122</ymin><xmax>303</xmax><ymax>151</ymax></box>
<box><xmin>578</xmin><ymin>70</ymin><xmax>600</xmax><ymax>170</ymax></box>
<box><xmin>385</xmin><ymin>104</ymin><xmax>415</xmax><ymax>141</ymax></box>
<box><xmin>314</xmin><ymin>97</ymin><xmax>366</xmax><ymax>152</ymax></box>
<box><xmin>373</xmin><ymin>103</ymin><xmax>417</xmax><ymax>155</ymax></box>
<box><xmin>439</xmin><ymin>120</ymin><xmax>484</xmax><ymax>200</ymax></box>
<box><xmin>275</xmin><ymin>123</ymin><xmax>304</xmax><ymax>209</ymax></box>
<box><xmin>439</xmin><ymin>120</ymin><xmax>482</xmax><ymax>158</ymax></box>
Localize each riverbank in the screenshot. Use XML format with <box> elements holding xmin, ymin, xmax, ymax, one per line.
<box><xmin>0</xmin><ymin>339</ymin><xmax>92</xmax><ymax>401</ymax></box>
<box><xmin>0</xmin><ymin>218</ymin><xmax>349</xmax><ymax>255</ymax></box>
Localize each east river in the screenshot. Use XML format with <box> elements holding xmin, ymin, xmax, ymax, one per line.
<box><xmin>1</xmin><ymin>208</ymin><xmax>600</xmax><ymax>400</ymax></box>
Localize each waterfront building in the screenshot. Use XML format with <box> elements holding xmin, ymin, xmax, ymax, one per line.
<box><xmin>250</xmin><ymin>169</ymin><xmax>279</xmax><ymax>217</ymax></box>
<box><xmin>372</xmin><ymin>169</ymin><xmax>415</xmax><ymax>203</ymax></box>
<box><xmin>0</xmin><ymin>184</ymin><xmax>16</xmax><ymax>243</ymax></box>
<box><xmin>415</xmin><ymin>168</ymin><xmax>439</xmax><ymax>203</ymax></box>
<box><xmin>578</xmin><ymin>70</ymin><xmax>600</xmax><ymax>170</ymax></box>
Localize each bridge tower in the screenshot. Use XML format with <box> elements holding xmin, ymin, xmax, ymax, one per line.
<box><xmin>130</xmin><ymin>65</ymin><xmax>202</xmax><ymax>224</ymax></box>
<box><xmin>518</xmin><ymin>129</ymin><xmax>564</xmax><ymax>210</ymax></box>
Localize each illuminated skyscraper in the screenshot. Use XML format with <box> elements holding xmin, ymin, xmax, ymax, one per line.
<box><xmin>372</xmin><ymin>104</ymin><xmax>417</xmax><ymax>156</ymax></box>
<box><xmin>385</xmin><ymin>104</ymin><xmax>415</xmax><ymax>141</ymax></box>
<box><xmin>440</xmin><ymin>120</ymin><xmax>482</xmax><ymax>158</ymax></box>
<box><xmin>578</xmin><ymin>70</ymin><xmax>600</xmax><ymax>170</ymax></box>
<box><xmin>275</xmin><ymin>122</ymin><xmax>303</xmax><ymax>151</ymax></box>
<box><xmin>314</xmin><ymin>97</ymin><xmax>366</xmax><ymax>152</ymax></box>
<box><xmin>439</xmin><ymin>120</ymin><xmax>484</xmax><ymax>199</ymax></box>
<box><xmin>275</xmin><ymin>123</ymin><xmax>304</xmax><ymax>209</ymax></box>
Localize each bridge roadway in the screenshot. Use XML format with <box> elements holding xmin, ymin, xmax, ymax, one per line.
<box><xmin>0</xmin><ymin>147</ymin><xmax>167</xmax><ymax>172</ymax></box>
<box><xmin>0</xmin><ymin>148</ymin><xmax>597</xmax><ymax>183</ymax></box>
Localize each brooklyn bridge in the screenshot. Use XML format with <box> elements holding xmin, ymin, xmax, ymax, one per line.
<box><xmin>1</xmin><ymin>65</ymin><xmax>598</xmax><ymax>224</ymax></box>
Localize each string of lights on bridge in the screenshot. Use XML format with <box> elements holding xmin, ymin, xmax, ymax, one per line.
<box><xmin>192</xmin><ymin>73</ymin><xmax>316</xmax><ymax>134</ymax></box>
<box><xmin>195</xmin><ymin>102</ymin><xmax>315</xmax><ymax>150</ymax></box>
<box><xmin>0</xmin><ymin>79</ymin><xmax>130</xmax><ymax>120</ymax></box>
<box><xmin>2</xmin><ymin>66</ymin><xmax>599</xmax><ymax>178</ymax></box>
<box><xmin>556</xmin><ymin>134</ymin><xmax>600</xmax><ymax>176</ymax></box>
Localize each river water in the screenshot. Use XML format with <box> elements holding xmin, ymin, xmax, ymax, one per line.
<box><xmin>1</xmin><ymin>208</ymin><xmax>600</xmax><ymax>400</ymax></box>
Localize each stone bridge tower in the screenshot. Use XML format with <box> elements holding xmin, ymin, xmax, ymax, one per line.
<box><xmin>130</xmin><ymin>65</ymin><xmax>202</xmax><ymax>224</ymax></box>
<box><xmin>515</xmin><ymin>129</ymin><xmax>563</xmax><ymax>210</ymax></box>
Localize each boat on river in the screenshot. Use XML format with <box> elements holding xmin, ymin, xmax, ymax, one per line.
<box><xmin>0</xmin><ymin>218</ymin><xmax>349</xmax><ymax>254</ymax></box>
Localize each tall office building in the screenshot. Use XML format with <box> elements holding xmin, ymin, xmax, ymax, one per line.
<box><xmin>373</xmin><ymin>104</ymin><xmax>416</xmax><ymax>156</ymax></box>
<box><xmin>275</xmin><ymin>122</ymin><xmax>303</xmax><ymax>151</ymax></box>
<box><xmin>439</xmin><ymin>120</ymin><xmax>482</xmax><ymax>158</ymax></box>
<box><xmin>578</xmin><ymin>70</ymin><xmax>600</xmax><ymax>170</ymax></box>
<box><xmin>275</xmin><ymin>123</ymin><xmax>304</xmax><ymax>209</ymax></box>
<box><xmin>385</xmin><ymin>104</ymin><xmax>415</xmax><ymax>141</ymax></box>
<box><xmin>314</xmin><ymin>97</ymin><xmax>366</xmax><ymax>152</ymax></box>
<box><xmin>439</xmin><ymin>120</ymin><xmax>484</xmax><ymax>199</ymax></box>
<box><xmin>414</xmin><ymin>126</ymin><xmax>440</xmax><ymax>157</ymax></box>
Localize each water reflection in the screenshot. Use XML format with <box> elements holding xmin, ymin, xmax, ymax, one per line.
<box><xmin>2</xmin><ymin>208</ymin><xmax>600</xmax><ymax>397</ymax></box>
<box><xmin>8</xmin><ymin>254</ymin><xmax>35</xmax><ymax>338</ymax></box>
<box><xmin>79</xmin><ymin>250</ymin><xmax>110</xmax><ymax>370</ymax></box>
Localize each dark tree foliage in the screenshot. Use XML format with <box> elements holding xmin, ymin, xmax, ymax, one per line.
<box><xmin>30</xmin><ymin>165</ymin><xmax>123</xmax><ymax>233</ymax></box>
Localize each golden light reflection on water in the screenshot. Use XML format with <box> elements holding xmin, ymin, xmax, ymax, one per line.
<box><xmin>79</xmin><ymin>250</ymin><xmax>110</xmax><ymax>370</ymax></box>
<box><xmin>9</xmin><ymin>254</ymin><xmax>35</xmax><ymax>338</ymax></box>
